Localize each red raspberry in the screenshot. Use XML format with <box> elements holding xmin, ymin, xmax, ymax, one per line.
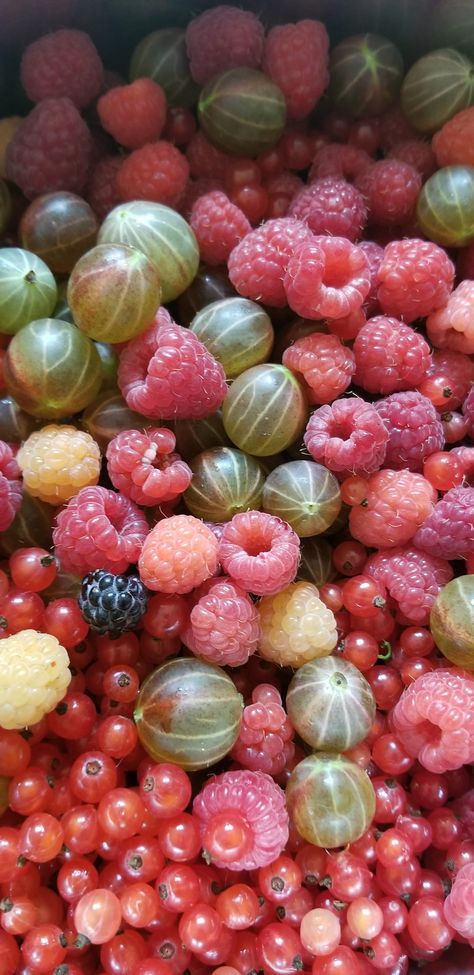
<box><xmin>284</xmin><ymin>237</ymin><xmax>371</xmax><ymax>320</ymax></box>
<box><xmin>463</xmin><ymin>387</ymin><xmax>474</xmax><ymax>437</ymax></box>
<box><xmin>117</xmin><ymin>141</ymin><xmax>189</xmax><ymax>207</ymax></box>
<box><xmin>6</xmin><ymin>98</ymin><xmax>92</xmax><ymax>199</ymax></box>
<box><xmin>348</xmin><ymin>470</ymin><xmax>436</xmax><ymax>549</ymax></box>
<box><xmin>413</xmin><ymin>486</ymin><xmax>474</xmax><ymax>560</ymax></box>
<box><xmin>392</xmin><ymin>668</ymin><xmax>474</xmax><ymax>773</ymax></box>
<box><xmin>377</xmin><ymin>238</ymin><xmax>454</xmax><ymax>323</ymax></box>
<box><xmin>231</xmin><ymin>684</ymin><xmax>295</xmax><ymax>777</ymax></box>
<box><xmin>326</xmin><ymin>307</ymin><xmax>366</xmax><ymax>341</ymax></box>
<box><xmin>86</xmin><ymin>155</ymin><xmax>121</xmax><ymax>221</ymax></box>
<box><xmin>97</xmin><ymin>79</ymin><xmax>167</xmax><ymax>149</ymax></box>
<box><xmin>20</xmin><ymin>28</ymin><xmax>103</xmax><ymax>108</ymax></box>
<box><xmin>355</xmin><ymin>159</ymin><xmax>422</xmax><ymax>226</ymax></box>
<box><xmin>182</xmin><ymin>576</ymin><xmax>260</xmax><ymax>667</ymax></box>
<box><xmin>444</xmin><ymin>863</ymin><xmax>474</xmax><ymax>943</ymax></box>
<box><xmin>52</xmin><ymin>486</ymin><xmax>148</xmax><ymax>576</ymax></box>
<box><xmin>379</xmin><ymin>106</ymin><xmax>417</xmax><ymax>150</ymax></box>
<box><xmin>190</xmin><ymin>191</ymin><xmax>251</xmax><ymax>266</ymax></box>
<box><xmin>118</xmin><ymin>308</ymin><xmax>227</xmax><ymax>421</ymax></box>
<box><xmin>138</xmin><ymin>515</ymin><xmax>219</xmax><ymax>594</ymax></box>
<box><xmin>432</xmin><ymin>107</ymin><xmax>474</xmax><ymax>167</ymax></box>
<box><xmin>262</xmin><ymin>19</ymin><xmax>329</xmax><ymax>120</ymax></box>
<box><xmin>288</xmin><ymin>177</ymin><xmax>367</xmax><ymax>241</ymax></box>
<box><xmin>387</xmin><ymin>140</ymin><xmax>437</xmax><ymax>180</ymax></box>
<box><xmin>193</xmin><ymin>769</ymin><xmax>289</xmax><ymax>870</ymax></box>
<box><xmin>426</xmin><ymin>281</ymin><xmax>474</xmax><ymax>355</ymax></box>
<box><xmin>358</xmin><ymin>239</ymin><xmax>384</xmax><ymax>315</ymax></box>
<box><xmin>186</xmin><ymin>5</ymin><xmax>264</xmax><ymax>84</ymax></box>
<box><xmin>353</xmin><ymin>316</ymin><xmax>431</xmax><ymax>395</ymax></box>
<box><xmin>418</xmin><ymin>350</ymin><xmax>474</xmax><ymax>412</ymax></box>
<box><xmin>365</xmin><ymin>547</ymin><xmax>453</xmax><ymax>625</ymax></box>
<box><xmin>304</xmin><ymin>399</ymin><xmax>388</xmax><ymax>476</ymax></box>
<box><xmin>282</xmin><ymin>332</ymin><xmax>355</xmax><ymax>405</ymax></box>
<box><xmin>0</xmin><ymin>441</ymin><xmax>22</xmax><ymax>532</ymax></box>
<box><xmin>106</xmin><ymin>428</ymin><xmax>192</xmax><ymax>506</ymax></box>
<box><xmin>179</xmin><ymin>177</ymin><xmax>225</xmax><ymax>220</ymax></box>
<box><xmin>375</xmin><ymin>391</ymin><xmax>445</xmax><ymax>472</ymax></box>
<box><xmin>309</xmin><ymin>143</ymin><xmax>372</xmax><ymax>182</ymax></box>
<box><xmin>218</xmin><ymin>511</ymin><xmax>300</xmax><ymax>597</ymax></box>
<box><xmin>185</xmin><ymin>132</ymin><xmax>228</xmax><ymax>181</ymax></box>
<box><xmin>228</xmin><ymin>217</ymin><xmax>312</xmax><ymax>307</ymax></box>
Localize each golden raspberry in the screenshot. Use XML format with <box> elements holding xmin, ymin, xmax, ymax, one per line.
<box><xmin>0</xmin><ymin>630</ymin><xmax>71</xmax><ymax>729</ymax></box>
<box><xmin>258</xmin><ymin>580</ymin><xmax>337</xmax><ymax>667</ymax></box>
<box><xmin>17</xmin><ymin>424</ymin><xmax>101</xmax><ymax>504</ymax></box>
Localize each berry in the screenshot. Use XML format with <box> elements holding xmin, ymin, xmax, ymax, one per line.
<box><xmin>0</xmin><ymin>630</ymin><xmax>70</xmax><ymax>730</ymax></box>
<box><xmin>262</xmin><ymin>19</ymin><xmax>329</xmax><ymax>120</ymax></box>
<box><xmin>86</xmin><ymin>155</ymin><xmax>122</xmax><ymax>221</ymax></box>
<box><xmin>53</xmin><ymin>485</ymin><xmax>149</xmax><ymax>576</ymax></box>
<box><xmin>6</xmin><ymin>98</ymin><xmax>92</xmax><ymax>199</ymax></box>
<box><xmin>20</xmin><ymin>28</ymin><xmax>103</xmax><ymax>108</ymax></box>
<box><xmin>355</xmin><ymin>159</ymin><xmax>422</xmax><ymax>225</ymax></box>
<box><xmin>377</xmin><ymin>239</ymin><xmax>455</xmax><ymax>323</ymax></box>
<box><xmin>186</xmin><ymin>5</ymin><xmax>264</xmax><ymax>85</ymax></box>
<box><xmin>185</xmin><ymin>131</ymin><xmax>228</xmax><ymax>180</ymax></box>
<box><xmin>387</xmin><ymin>139</ymin><xmax>437</xmax><ymax>180</ymax></box>
<box><xmin>365</xmin><ymin>547</ymin><xmax>453</xmax><ymax>625</ymax></box>
<box><xmin>426</xmin><ymin>280</ymin><xmax>474</xmax><ymax>355</ymax></box>
<box><xmin>392</xmin><ymin>668</ymin><xmax>474</xmax><ymax>773</ymax></box>
<box><xmin>97</xmin><ymin>78</ymin><xmax>167</xmax><ymax>149</ymax></box>
<box><xmin>106</xmin><ymin>428</ymin><xmax>192</xmax><ymax>506</ymax></box>
<box><xmin>288</xmin><ymin>177</ymin><xmax>367</xmax><ymax>241</ymax></box>
<box><xmin>182</xmin><ymin>576</ymin><xmax>260</xmax><ymax>667</ymax></box>
<box><xmin>258</xmin><ymin>580</ymin><xmax>337</xmax><ymax>667</ymax></box>
<box><xmin>413</xmin><ymin>486</ymin><xmax>474</xmax><ymax>560</ymax></box>
<box><xmin>117</xmin><ymin>141</ymin><xmax>189</xmax><ymax>207</ymax></box>
<box><xmin>118</xmin><ymin>308</ymin><xmax>227</xmax><ymax>420</ymax></box>
<box><xmin>228</xmin><ymin>217</ymin><xmax>312</xmax><ymax>307</ymax></box>
<box><xmin>432</xmin><ymin>106</ymin><xmax>474</xmax><ymax>167</ymax></box>
<box><xmin>347</xmin><ymin>470</ymin><xmax>436</xmax><ymax>549</ymax></box>
<box><xmin>138</xmin><ymin>514</ymin><xmax>219</xmax><ymax>594</ymax></box>
<box><xmin>190</xmin><ymin>191</ymin><xmax>251</xmax><ymax>266</ymax></box>
<box><xmin>218</xmin><ymin>510</ymin><xmax>300</xmax><ymax>596</ymax></box>
<box><xmin>353</xmin><ymin>316</ymin><xmax>431</xmax><ymax>395</ymax></box>
<box><xmin>78</xmin><ymin>569</ymin><xmax>148</xmax><ymax>638</ymax></box>
<box><xmin>231</xmin><ymin>684</ymin><xmax>294</xmax><ymax>776</ymax></box>
<box><xmin>282</xmin><ymin>332</ymin><xmax>355</xmax><ymax>404</ymax></box>
<box><xmin>464</xmin><ymin>386</ymin><xmax>474</xmax><ymax>437</ymax></box>
<box><xmin>304</xmin><ymin>399</ymin><xmax>388</xmax><ymax>477</ymax></box>
<box><xmin>443</xmin><ymin>862</ymin><xmax>474</xmax><ymax>943</ymax></box>
<box><xmin>283</xmin><ymin>236</ymin><xmax>371</xmax><ymax>319</ymax></box>
<box><xmin>17</xmin><ymin>424</ymin><xmax>101</xmax><ymax>504</ymax></box>
<box><xmin>419</xmin><ymin>350</ymin><xmax>474</xmax><ymax>412</ymax></box>
<box><xmin>374</xmin><ymin>391</ymin><xmax>445</xmax><ymax>472</ymax></box>
<box><xmin>309</xmin><ymin>143</ymin><xmax>372</xmax><ymax>182</ymax></box>
<box><xmin>0</xmin><ymin>440</ymin><xmax>22</xmax><ymax>532</ymax></box>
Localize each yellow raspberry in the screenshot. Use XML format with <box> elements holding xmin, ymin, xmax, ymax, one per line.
<box><xmin>258</xmin><ymin>580</ymin><xmax>337</xmax><ymax>667</ymax></box>
<box><xmin>17</xmin><ymin>424</ymin><xmax>101</xmax><ymax>504</ymax></box>
<box><xmin>0</xmin><ymin>630</ymin><xmax>71</xmax><ymax>729</ymax></box>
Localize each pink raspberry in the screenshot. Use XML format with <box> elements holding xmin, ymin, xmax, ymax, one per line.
<box><xmin>86</xmin><ymin>155</ymin><xmax>121</xmax><ymax>221</ymax></box>
<box><xmin>392</xmin><ymin>668</ymin><xmax>474</xmax><ymax>773</ymax></box>
<box><xmin>186</xmin><ymin>5</ymin><xmax>264</xmax><ymax>84</ymax></box>
<box><xmin>179</xmin><ymin>178</ymin><xmax>226</xmax><ymax>221</ymax></box>
<box><xmin>413</xmin><ymin>486</ymin><xmax>474</xmax><ymax>560</ymax></box>
<box><xmin>309</xmin><ymin>143</ymin><xmax>372</xmax><ymax>182</ymax></box>
<box><xmin>190</xmin><ymin>191</ymin><xmax>251</xmax><ymax>266</ymax></box>
<box><xmin>218</xmin><ymin>511</ymin><xmax>300</xmax><ymax>597</ymax></box>
<box><xmin>355</xmin><ymin>159</ymin><xmax>422</xmax><ymax>226</ymax></box>
<box><xmin>97</xmin><ymin>78</ymin><xmax>167</xmax><ymax>149</ymax></box>
<box><xmin>288</xmin><ymin>177</ymin><xmax>367</xmax><ymax>241</ymax></box>
<box><xmin>0</xmin><ymin>441</ymin><xmax>22</xmax><ymax>532</ymax></box>
<box><xmin>304</xmin><ymin>399</ymin><xmax>388</xmax><ymax>476</ymax></box>
<box><xmin>348</xmin><ymin>470</ymin><xmax>436</xmax><ymax>549</ymax></box>
<box><xmin>427</xmin><ymin>280</ymin><xmax>474</xmax><ymax>355</ymax></box>
<box><xmin>6</xmin><ymin>98</ymin><xmax>92</xmax><ymax>200</ymax></box>
<box><xmin>262</xmin><ymin>20</ymin><xmax>329</xmax><ymax>120</ymax></box>
<box><xmin>139</xmin><ymin>514</ymin><xmax>219</xmax><ymax>594</ymax></box>
<box><xmin>231</xmin><ymin>684</ymin><xmax>295</xmax><ymax>777</ymax></box>
<box><xmin>463</xmin><ymin>386</ymin><xmax>474</xmax><ymax>436</ymax></box>
<box><xmin>282</xmin><ymin>332</ymin><xmax>355</xmax><ymax>405</ymax></box>
<box><xmin>353</xmin><ymin>316</ymin><xmax>431</xmax><ymax>395</ymax></box>
<box><xmin>444</xmin><ymin>863</ymin><xmax>474</xmax><ymax>944</ymax></box>
<box><xmin>365</xmin><ymin>547</ymin><xmax>453</xmax><ymax>625</ymax></box>
<box><xmin>358</xmin><ymin>239</ymin><xmax>384</xmax><ymax>315</ymax></box>
<box><xmin>106</xmin><ymin>428</ymin><xmax>192</xmax><ymax>507</ymax></box>
<box><xmin>182</xmin><ymin>576</ymin><xmax>260</xmax><ymax>667</ymax></box>
<box><xmin>20</xmin><ymin>28</ymin><xmax>103</xmax><ymax>108</ymax></box>
<box><xmin>118</xmin><ymin>308</ymin><xmax>227</xmax><ymax>421</ymax></box>
<box><xmin>193</xmin><ymin>769</ymin><xmax>289</xmax><ymax>870</ymax></box>
<box><xmin>326</xmin><ymin>308</ymin><xmax>366</xmax><ymax>341</ymax></box>
<box><xmin>284</xmin><ymin>237</ymin><xmax>371</xmax><ymax>320</ymax></box>
<box><xmin>387</xmin><ymin>140</ymin><xmax>437</xmax><ymax>180</ymax></box>
<box><xmin>228</xmin><ymin>218</ymin><xmax>312</xmax><ymax>307</ymax></box>
<box><xmin>377</xmin><ymin>238</ymin><xmax>454</xmax><ymax>323</ymax></box>
<box><xmin>375</xmin><ymin>391</ymin><xmax>445</xmax><ymax>472</ymax></box>
<box><xmin>418</xmin><ymin>350</ymin><xmax>474</xmax><ymax>412</ymax></box>
<box><xmin>450</xmin><ymin>790</ymin><xmax>474</xmax><ymax>842</ymax></box>
<box><xmin>52</xmin><ymin>486</ymin><xmax>148</xmax><ymax>576</ymax></box>
<box><xmin>117</xmin><ymin>141</ymin><xmax>189</xmax><ymax>208</ymax></box>
<box><xmin>185</xmin><ymin>132</ymin><xmax>228</xmax><ymax>181</ymax></box>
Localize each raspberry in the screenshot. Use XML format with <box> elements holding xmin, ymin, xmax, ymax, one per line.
<box><xmin>118</xmin><ymin>309</ymin><xmax>227</xmax><ymax>421</ymax></box>
<box><xmin>353</xmin><ymin>316</ymin><xmax>431</xmax><ymax>395</ymax></box>
<box><xmin>97</xmin><ymin>79</ymin><xmax>167</xmax><ymax>150</ymax></box>
<box><xmin>358</xmin><ymin>239</ymin><xmax>384</xmax><ymax>314</ymax></box>
<box><xmin>288</xmin><ymin>177</ymin><xmax>366</xmax><ymax>241</ymax></box>
<box><xmin>348</xmin><ymin>470</ymin><xmax>436</xmax><ymax>549</ymax></box>
<box><xmin>379</xmin><ymin>106</ymin><xmax>417</xmax><ymax>150</ymax></box>
<box><xmin>53</xmin><ymin>485</ymin><xmax>148</xmax><ymax>576</ymax></box>
<box><xmin>309</xmin><ymin>143</ymin><xmax>372</xmax><ymax>182</ymax></box>
<box><xmin>20</xmin><ymin>28</ymin><xmax>103</xmax><ymax>108</ymax></box>
<box><xmin>258</xmin><ymin>581</ymin><xmax>337</xmax><ymax>667</ymax></box>
<box><xmin>392</xmin><ymin>667</ymin><xmax>474</xmax><ymax>773</ymax></box>
<box><xmin>450</xmin><ymin>791</ymin><xmax>474</xmax><ymax>842</ymax></box>
<box><xmin>182</xmin><ymin>576</ymin><xmax>260</xmax><ymax>667</ymax></box>
<box><xmin>228</xmin><ymin>217</ymin><xmax>312</xmax><ymax>307</ymax></box>
<box><xmin>464</xmin><ymin>386</ymin><xmax>474</xmax><ymax>436</ymax></box>
<box><xmin>444</xmin><ymin>863</ymin><xmax>474</xmax><ymax>944</ymax></box>
<box><xmin>355</xmin><ymin>159</ymin><xmax>422</xmax><ymax>226</ymax></box>
<box><xmin>0</xmin><ymin>440</ymin><xmax>22</xmax><ymax>532</ymax></box>
<box><xmin>179</xmin><ymin>177</ymin><xmax>226</xmax><ymax>220</ymax></box>
<box><xmin>413</xmin><ymin>486</ymin><xmax>474</xmax><ymax>560</ymax></box>
<box><xmin>374</xmin><ymin>391</ymin><xmax>445</xmax><ymax>472</ymax></box>
<box><xmin>365</xmin><ymin>547</ymin><xmax>453</xmax><ymax>625</ymax></box>
<box><xmin>185</xmin><ymin>132</ymin><xmax>228</xmax><ymax>181</ymax></box>
<box><xmin>262</xmin><ymin>19</ymin><xmax>329</xmax><ymax>120</ymax></box>
<box><xmin>432</xmin><ymin>107</ymin><xmax>474</xmax><ymax>167</ymax></box>
<box><xmin>78</xmin><ymin>569</ymin><xmax>149</xmax><ymax>637</ymax></box>
<box><xmin>231</xmin><ymin>684</ymin><xmax>295</xmax><ymax>776</ymax></box>
<box><xmin>218</xmin><ymin>510</ymin><xmax>300</xmax><ymax>597</ymax></box>
<box><xmin>426</xmin><ymin>281</ymin><xmax>474</xmax><ymax>355</ymax></box>
<box><xmin>106</xmin><ymin>428</ymin><xmax>191</xmax><ymax>507</ymax></box>
<box><xmin>190</xmin><ymin>191</ymin><xmax>251</xmax><ymax>266</ymax></box>
<box><xmin>6</xmin><ymin>98</ymin><xmax>92</xmax><ymax>199</ymax></box>
<box><xmin>86</xmin><ymin>155</ymin><xmax>121</xmax><ymax>221</ymax></box>
<box><xmin>387</xmin><ymin>139</ymin><xmax>437</xmax><ymax>180</ymax></box>
<box><xmin>138</xmin><ymin>514</ymin><xmax>219</xmax><ymax>594</ymax></box>
<box><xmin>377</xmin><ymin>239</ymin><xmax>455</xmax><ymax>323</ymax></box>
<box><xmin>0</xmin><ymin>630</ymin><xmax>71</xmax><ymax>730</ymax></box>
<box><xmin>17</xmin><ymin>424</ymin><xmax>101</xmax><ymax>505</ymax></box>
<box><xmin>282</xmin><ymin>332</ymin><xmax>355</xmax><ymax>405</ymax></box>
<box><xmin>186</xmin><ymin>5</ymin><xmax>264</xmax><ymax>85</ymax></box>
<box><xmin>284</xmin><ymin>237</ymin><xmax>371</xmax><ymax>320</ymax></box>
<box><xmin>418</xmin><ymin>350</ymin><xmax>474</xmax><ymax>412</ymax></box>
<box><xmin>304</xmin><ymin>399</ymin><xmax>388</xmax><ymax>476</ymax></box>
<box><xmin>117</xmin><ymin>141</ymin><xmax>189</xmax><ymax>207</ymax></box>
<box><xmin>193</xmin><ymin>769</ymin><xmax>289</xmax><ymax>870</ymax></box>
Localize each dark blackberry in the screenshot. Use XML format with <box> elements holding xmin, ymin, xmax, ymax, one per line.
<box><xmin>78</xmin><ymin>569</ymin><xmax>149</xmax><ymax>636</ymax></box>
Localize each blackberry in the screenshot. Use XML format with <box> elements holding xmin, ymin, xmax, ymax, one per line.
<box><xmin>78</xmin><ymin>569</ymin><xmax>149</xmax><ymax>636</ymax></box>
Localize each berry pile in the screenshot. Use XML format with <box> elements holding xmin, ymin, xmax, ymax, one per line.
<box><xmin>0</xmin><ymin>3</ymin><xmax>474</xmax><ymax>975</ymax></box>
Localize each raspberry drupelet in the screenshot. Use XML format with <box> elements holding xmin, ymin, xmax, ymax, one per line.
<box><xmin>353</xmin><ymin>316</ymin><xmax>431</xmax><ymax>395</ymax></box>
<box><xmin>231</xmin><ymin>684</ymin><xmax>295</xmax><ymax>776</ymax></box>
<box><xmin>185</xmin><ymin>5</ymin><xmax>264</xmax><ymax>85</ymax></box>
<box><xmin>426</xmin><ymin>280</ymin><xmax>474</xmax><ymax>355</ymax></box>
<box><xmin>258</xmin><ymin>580</ymin><xmax>338</xmax><ymax>667</ymax></box>
<box><xmin>355</xmin><ymin>159</ymin><xmax>422</xmax><ymax>226</ymax></box>
<box><xmin>139</xmin><ymin>515</ymin><xmax>219</xmax><ymax>594</ymax></box>
<box><xmin>6</xmin><ymin>98</ymin><xmax>92</xmax><ymax>199</ymax></box>
<box><xmin>375</xmin><ymin>391</ymin><xmax>445</xmax><ymax>472</ymax></box>
<box><xmin>17</xmin><ymin>425</ymin><xmax>101</xmax><ymax>504</ymax></box>
<box><xmin>376</xmin><ymin>239</ymin><xmax>455</xmax><ymax>323</ymax></box>
<box><xmin>185</xmin><ymin>131</ymin><xmax>228</xmax><ymax>180</ymax></box>
<box><xmin>444</xmin><ymin>863</ymin><xmax>474</xmax><ymax>945</ymax></box>
<box><xmin>309</xmin><ymin>143</ymin><xmax>372</xmax><ymax>182</ymax></box>
<box><xmin>288</xmin><ymin>177</ymin><xmax>367</xmax><ymax>241</ymax></box>
<box><xmin>392</xmin><ymin>668</ymin><xmax>474</xmax><ymax>773</ymax></box>
<box><xmin>190</xmin><ymin>191</ymin><xmax>251</xmax><ymax>266</ymax></box>
<box><xmin>282</xmin><ymin>332</ymin><xmax>355</xmax><ymax>405</ymax></box>
<box><xmin>182</xmin><ymin>576</ymin><xmax>260</xmax><ymax>667</ymax></box>
<box><xmin>97</xmin><ymin>78</ymin><xmax>167</xmax><ymax>149</ymax></box>
<box><xmin>228</xmin><ymin>218</ymin><xmax>312</xmax><ymax>307</ymax></box>
<box><xmin>53</xmin><ymin>485</ymin><xmax>149</xmax><ymax>576</ymax></box>
<box><xmin>262</xmin><ymin>19</ymin><xmax>329</xmax><ymax>120</ymax></box>
<box><xmin>86</xmin><ymin>155</ymin><xmax>122</xmax><ymax>221</ymax></box>
<box><xmin>20</xmin><ymin>28</ymin><xmax>104</xmax><ymax>108</ymax></box>
<box><xmin>347</xmin><ymin>470</ymin><xmax>436</xmax><ymax>549</ymax></box>
<box><xmin>284</xmin><ymin>236</ymin><xmax>371</xmax><ymax>320</ymax></box>
<box><xmin>117</xmin><ymin>141</ymin><xmax>189</xmax><ymax>207</ymax></box>
<box><xmin>413</xmin><ymin>486</ymin><xmax>474</xmax><ymax>560</ymax></box>
<box><xmin>432</xmin><ymin>106</ymin><xmax>474</xmax><ymax>167</ymax></box>
<box><xmin>0</xmin><ymin>440</ymin><xmax>22</xmax><ymax>532</ymax></box>
<box><xmin>106</xmin><ymin>428</ymin><xmax>191</xmax><ymax>507</ymax></box>
<box><xmin>0</xmin><ymin>631</ymin><xmax>71</xmax><ymax>730</ymax></box>
<box><xmin>387</xmin><ymin>139</ymin><xmax>437</xmax><ymax>180</ymax></box>
<box><xmin>218</xmin><ymin>510</ymin><xmax>300</xmax><ymax>597</ymax></box>
<box><xmin>304</xmin><ymin>399</ymin><xmax>389</xmax><ymax>477</ymax></box>
<box><xmin>365</xmin><ymin>547</ymin><xmax>453</xmax><ymax>625</ymax></box>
